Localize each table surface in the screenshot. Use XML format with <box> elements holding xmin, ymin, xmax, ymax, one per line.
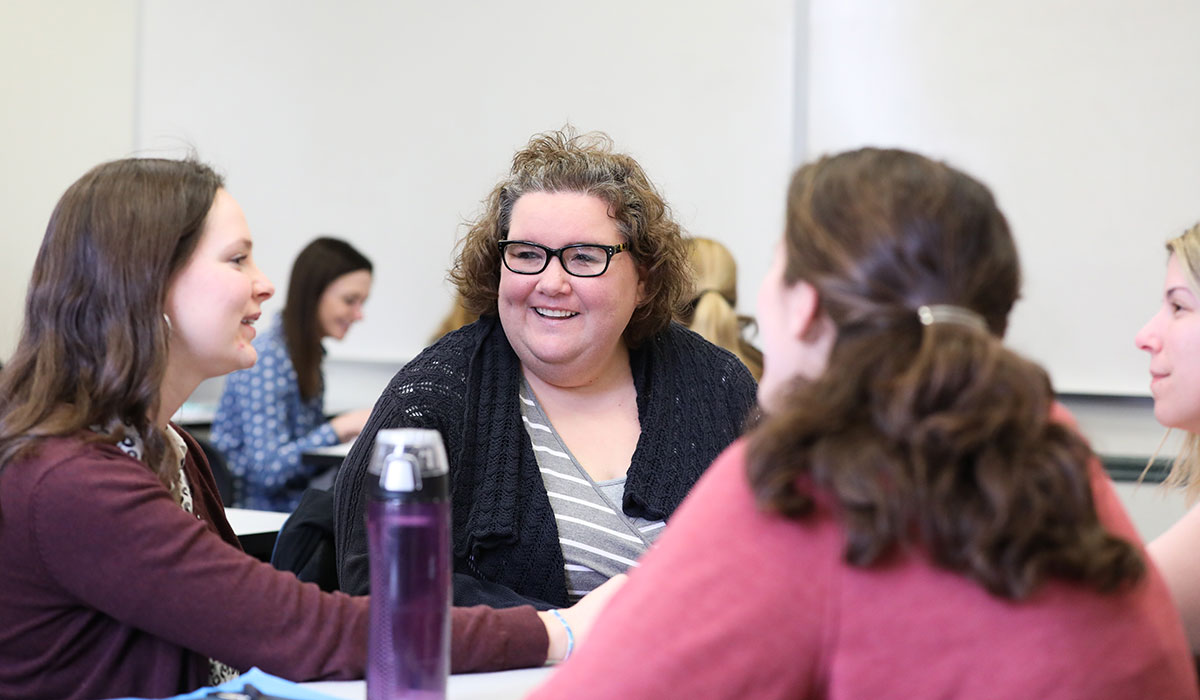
<box><xmin>302</xmin><ymin>666</ymin><xmax>555</xmax><ymax>700</ymax></box>
<box><xmin>224</xmin><ymin>507</ymin><xmax>291</xmax><ymax>536</ymax></box>
<box><xmin>305</xmin><ymin>442</ymin><xmax>354</xmax><ymax>459</ymax></box>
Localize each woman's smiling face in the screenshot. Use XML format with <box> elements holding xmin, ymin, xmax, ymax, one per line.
<box><xmin>1136</xmin><ymin>253</ymin><xmax>1200</xmax><ymax>433</ymax></box>
<box><xmin>497</xmin><ymin>191</ymin><xmax>644</xmax><ymax>386</ymax></box>
<box><xmin>318</xmin><ymin>269</ymin><xmax>371</xmax><ymax>340</ymax></box>
<box><xmin>164</xmin><ymin>188</ymin><xmax>275</xmax><ymax>382</ymax></box>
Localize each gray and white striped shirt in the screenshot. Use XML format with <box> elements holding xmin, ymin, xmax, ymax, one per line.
<box><xmin>519</xmin><ymin>380</ymin><xmax>665</xmax><ymax>603</ymax></box>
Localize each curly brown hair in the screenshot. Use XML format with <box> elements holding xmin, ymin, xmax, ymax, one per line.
<box><xmin>747</xmin><ymin>148</ymin><xmax>1143</xmax><ymax>600</ymax></box>
<box><xmin>449</xmin><ymin>127</ymin><xmax>691</xmax><ymax>348</ymax></box>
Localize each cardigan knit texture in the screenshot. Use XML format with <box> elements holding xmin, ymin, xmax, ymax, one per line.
<box><xmin>334</xmin><ymin>316</ymin><xmax>758</xmax><ymax>607</ymax></box>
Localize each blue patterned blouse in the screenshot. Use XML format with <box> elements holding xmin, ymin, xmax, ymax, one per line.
<box><xmin>211</xmin><ymin>318</ymin><xmax>339</xmax><ymax>512</ymax></box>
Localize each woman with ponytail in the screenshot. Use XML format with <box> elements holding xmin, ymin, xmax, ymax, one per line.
<box><xmin>530</xmin><ymin>148</ymin><xmax>1197</xmax><ymax>699</ymax></box>
<box><xmin>678</xmin><ymin>237</ymin><xmax>763</xmax><ymax>380</ymax></box>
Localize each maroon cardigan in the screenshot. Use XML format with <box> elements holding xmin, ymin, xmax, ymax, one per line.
<box><xmin>0</xmin><ymin>428</ymin><xmax>545</xmax><ymax>700</ymax></box>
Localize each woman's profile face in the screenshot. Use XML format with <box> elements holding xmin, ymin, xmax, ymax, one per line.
<box><xmin>497</xmin><ymin>191</ymin><xmax>644</xmax><ymax>385</ymax></box>
<box><xmin>318</xmin><ymin>270</ymin><xmax>372</xmax><ymax>340</ymax></box>
<box><xmin>1136</xmin><ymin>253</ymin><xmax>1200</xmax><ymax>433</ymax></box>
<box><xmin>755</xmin><ymin>239</ymin><xmax>833</xmax><ymax>412</ymax></box>
<box><xmin>164</xmin><ymin>189</ymin><xmax>275</xmax><ymax>382</ymax></box>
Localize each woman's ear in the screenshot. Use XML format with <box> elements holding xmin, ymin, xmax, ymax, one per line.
<box><xmin>635</xmin><ymin>266</ymin><xmax>649</xmax><ymax>307</ymax></box>
<box><xmin>784</xmin><ymin>280</ymin><xmax>821</xmax><ymax>341</ymax></box>
<box><xmin>785</xmin><ymin>280</ymin><xmax>836</xmax><ymax>376</ymax></box>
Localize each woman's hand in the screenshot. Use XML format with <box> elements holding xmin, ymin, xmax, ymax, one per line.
<box><xmin>538</xmin><ymin>573</ymin><xmax>628</xmax><ymax>663</ymax></box>
<box><xmin>329</xmin><ymin>408</ymin><xmax>371</xmax><ymax>443</ymax></box>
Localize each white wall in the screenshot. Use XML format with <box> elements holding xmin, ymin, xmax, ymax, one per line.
<box><xmin>806</xmin><ymin>0</ymin><xmax>1200</xmax><ymax>396</ymax></box>
<box><xmin>0</xmin><ymin>0</ymin><xmax>139</xmax><ymax>358</ymax></box>
<box><xmin>10</xmin><ymin>2</ymin><xmax>1199</xmax><ymax>398</ymax></box>
<box><xmin>135</xmin><ymin>0</ymin><xmax>799</xmax><ymax>365</ymax></box>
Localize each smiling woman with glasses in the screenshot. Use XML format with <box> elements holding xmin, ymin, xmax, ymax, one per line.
<box><xmin>333</xmin><ymin>128</ymin><xmax>758</xmax><ymax>640</ymax></box>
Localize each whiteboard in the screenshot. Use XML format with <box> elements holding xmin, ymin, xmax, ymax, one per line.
<box><xmin>136</xmin><ymin>0</ymin><xmax>798</xmax><ymax>364</ymax></box>
<box><xmin>806</xmin><ymin>0</ymin><xmax>1200</xmax><ymax>396</ymax></box>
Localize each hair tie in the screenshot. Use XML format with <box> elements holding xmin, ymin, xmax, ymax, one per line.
<box><xmin>694</xmin><ymin>288</ymin><xmax>732</xmax><ymax>304</ymax></box>
<box><xmin>917</xmin><ymin>304</ymin><xmax>987</xmax><ymax>332</ymax></box>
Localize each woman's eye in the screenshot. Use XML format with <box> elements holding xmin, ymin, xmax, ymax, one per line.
<box><xmin>231</xmin><ymin>254</ymin><xmax>247</xmax><ymax>265</ymax></box>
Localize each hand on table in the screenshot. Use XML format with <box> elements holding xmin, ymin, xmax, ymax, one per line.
<box><xmin>538</xmin><ymin>573</ymin><xmax>628</xmax><ymax>663</ymax></box>
<box><xmin>330</xmin><ymin>408</ymin><xmax>371</xmax><ymax>443</ymax></box>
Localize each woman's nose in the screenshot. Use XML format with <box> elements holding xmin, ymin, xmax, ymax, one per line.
<box><xmin>535</xmin><ymin>257</ymin><xmax>572</xmax><ymax>295</ymax></box>
<box><xmin>1135</xmin><ymin>315</ymin><xmax>1160</xmax><ymax>353</ymax></box>
<box><xmin>254</xmin><ymin>270</ymin><xmax>275</xmax><ymax>301</ymax></box>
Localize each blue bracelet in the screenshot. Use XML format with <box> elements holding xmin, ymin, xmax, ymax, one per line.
<box><xmin>549</xmin><ymin>609</ymin><xmax>575</xmax><ymax>662</ymax></box>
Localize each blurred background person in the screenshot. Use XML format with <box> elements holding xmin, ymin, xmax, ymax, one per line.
<box><xmin>212</xmin><ymin>236</ymin><xmax>373</xmax><ymax>512</ymax></box>
<box><xmin>677</xmin><ymin>236</ymin><xmax>763</xmax><ymax>380</ymax></box>
<box><xmin>532</xmin><ymin>148</ymin><xmax>1196</xmax><ymax>699</ymax></box>
<box><xmin>335</xmin><ymin>128</ymin><xmax>758</xmax><ymax>608</ymax></box>
<box><xmin>429</xmin><ymin>291</ymin><xmax>478</xmax><ymax>344</ymax></box>
<box><xmin>1135</xmin><ymin>222</ymin><xmax>1200</xmax><ymax>654</ymax></box>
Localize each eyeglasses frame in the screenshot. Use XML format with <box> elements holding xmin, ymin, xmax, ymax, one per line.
<box><xmin>497</xmin><ymin>239</ymin><xmax>630</xmax><ymax>278</ymax></box>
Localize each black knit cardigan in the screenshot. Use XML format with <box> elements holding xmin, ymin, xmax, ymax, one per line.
<box><xmin>333</xmin><ymin>316</ymin><xmax>758</xmax><ymax>608</ymax></box>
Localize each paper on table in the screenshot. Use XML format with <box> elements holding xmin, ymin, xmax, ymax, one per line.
<box><xmin>107</xmin><ymin>667</ymin><xmax>343</xmax><ymax>700</ymax></box>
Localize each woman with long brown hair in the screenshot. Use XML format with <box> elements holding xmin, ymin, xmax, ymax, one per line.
<box><xmin>530</xmin><ymin>148</ymin><xmax>1197</xmax><ymax>699</ymax></box>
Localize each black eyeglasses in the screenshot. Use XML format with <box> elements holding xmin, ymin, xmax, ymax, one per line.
<box><xmin>497</xmin><ymin>240</ymin><xmax>629</xmax><ymax>278</ymax></box>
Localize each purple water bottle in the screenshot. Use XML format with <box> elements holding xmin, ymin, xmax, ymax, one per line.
<box><xmin>366</xmin><ymin>428</ymin><xmax>451</xmax><ymax>700</ymax></box>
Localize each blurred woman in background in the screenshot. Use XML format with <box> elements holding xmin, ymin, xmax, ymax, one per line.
<box><xmin>212</xmin><ymin>236</ymin><xmax>373</xmax><ymax>512</ymax></box>
<box><xmin>429</xmin><ymin>292</ymin><xmax>478</xmax><ymax>344</ymax></box>
<box><xmin>678</xmin><ymin>236</ymin><xmax>763</xmax><ymax>380</ymax></box>
<box><xmin>1135</xmin><ymin>221</ymin><xmax>1200</xmax><ymax>654</ymax></box>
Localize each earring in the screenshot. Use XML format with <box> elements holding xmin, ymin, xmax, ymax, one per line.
<box><xmin>163</xmin><ymin>313</ymin><xmax>173</xmax><ymax>333</ymax></box>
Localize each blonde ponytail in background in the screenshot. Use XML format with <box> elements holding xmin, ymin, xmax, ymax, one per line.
<box><xmin>680</xmin><ymin>238</ymin><xmax>763</xmax><ymax>380</ymax></box>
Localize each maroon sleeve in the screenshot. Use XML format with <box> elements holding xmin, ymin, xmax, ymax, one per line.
<box><xmin>452</xmin><ymin>605</ymin><xmax>548</xmax><ymax>672</ymax></box>
<box><xmin>30</xmin><ymin>446</ymin><xmax>370</xmax><ymax>681</ymax></box>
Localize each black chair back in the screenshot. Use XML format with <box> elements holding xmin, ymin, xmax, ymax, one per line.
<box><xmin>194</xmin><ymin>436</ymin><xmax>235</xmax><ymax>507</ymax></box>
<box><xmin>271</xmin><ymin>488</ymin><xmax>339</xmax><ymax>592</ymax></box>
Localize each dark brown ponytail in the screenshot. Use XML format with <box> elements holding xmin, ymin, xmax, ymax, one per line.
<box><xmin>747</xmin><ymin>148</ymin><xmax>1143</xmax><ymax>599</ymax></box>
